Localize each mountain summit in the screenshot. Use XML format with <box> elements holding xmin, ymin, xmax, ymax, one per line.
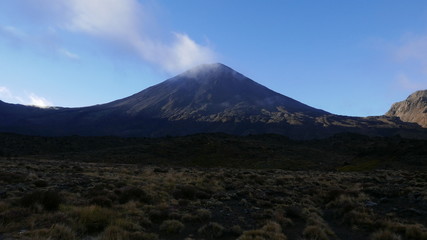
<box><xmin>106</xmin><ymin>63</ymin><xmax>328</xmax><ymax>122</ymax></box>
<box><xmin>386</xmin><ymin>90</ymin><xmax>427</xmax><ymax>128</ymax></box>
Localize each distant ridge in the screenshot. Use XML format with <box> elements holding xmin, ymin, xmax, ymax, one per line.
<box><xmin>0</xmin><ymin>63</ymin><xmax>426</xmax><ymax>139</ymax></box>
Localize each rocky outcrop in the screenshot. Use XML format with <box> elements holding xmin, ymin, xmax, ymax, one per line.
<box><xmin>386</xmin><ymin>90</ymin><xmax>427</xmax><ymax>128</ymax></box>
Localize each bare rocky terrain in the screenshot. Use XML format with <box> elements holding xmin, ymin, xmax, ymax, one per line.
<box><xmin>387</xmin><ymin>90</ymin><xmax>427</xmax><ymax>128</ymax></box>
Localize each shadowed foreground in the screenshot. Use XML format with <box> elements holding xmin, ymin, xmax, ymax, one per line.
<box><xmin>1</xmin><ymin>159</ymin><xmax>426</xmax><ymax>240</ymax></box>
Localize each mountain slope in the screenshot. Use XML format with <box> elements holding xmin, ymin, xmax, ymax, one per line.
<box><xmin>386</xmin><ymin>90</ymin><xmax>427</xmax><ymax>128</ymax></box>
<box><xmin>0</xmin><ymin>63</ymin><xmax>426</xmax><ymax>139</ymax></box>
<box><xmin>104</xmin><ymin>63</ymin><xmax>328</xmax><ymax>121</ymax></box>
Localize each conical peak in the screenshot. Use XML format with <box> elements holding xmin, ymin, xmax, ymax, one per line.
<box><xmin>177</xmin><ymin>63</ymin><xmax>246</xmax><ymax>82</ymax></box>
<box><xmin>185</xmin><ymin>63</ymin><xmax>233</xmax><ymax>74</ymax></box>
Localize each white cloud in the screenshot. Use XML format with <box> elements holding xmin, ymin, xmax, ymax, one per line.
<box><xmin>1</xmin><ymin>0</ymin><xmax>217</xmax><ymax>73</ymax></box>
<box><xmin>134</xmin><ymin>33</ymin><xmax>216</xmax><ymax>73</ymax></box>
<box><xmin>0</xmin><ymin>86</ymin><xmax>52</xmax><ymax>108</ymax></box>
<box><xmin>64</xmin><ymin>0</ymin><xmax>141</xmax><ymax>38</ymax></box>
<box><xmin>58</xmin><ymin>48</ymin><xmax>79</xmax><ymax>60</ymax></box>
<box><xmin>28</xmin><ymin>93</ymin><xmax>52</xmax><ymax>108</ymax></box>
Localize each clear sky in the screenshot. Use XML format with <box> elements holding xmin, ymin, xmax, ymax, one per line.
<box><xmin>1</xmin><ymin>1</ymin><xmax>427</xmax><ymax>116</ymax></box>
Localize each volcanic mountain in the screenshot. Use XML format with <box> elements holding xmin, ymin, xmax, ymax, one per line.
<box><xmin>105</xmin><ymin>63</ymin><xmax>328</xmax><ymax>121</ymax></box>
<box><xmin>386</xmin><ymin>90</ymin><xmax>427</xmax><ymax>128</ymax></box>
<box><xmin>0</xmin><ymin>63</ymin><xmax>425</xmax><ymax>138</ymax></box>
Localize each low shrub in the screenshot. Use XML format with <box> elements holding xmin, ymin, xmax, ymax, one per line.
<box><xmin>405</xmin><ymin>224</ymin><xmax>427</xmax><ymax>240</ymax></box>
<box><xmin>237</xmin><ymin>221</ymin><xmax>287</xmax><ymax>240</ymax></box>
<box><xmin>48</xmin><ymin>224</ymin><xmax>76</xmax><ymax>240</ymax></box>
<box><xmin>23</xmin><ymin>224</ymin><xmax>76</xmax><ymax>240</ymax></box>
<box><xmin>198</xmin><ymin>222</ymin><xmax>225</xmax><ymax>239</ymax></box>
<box><xmin>196</xmin><ymin>208</ymin><xmax>212</xmax><ymax>221</ymax></box>
<box><xmin>303</xmin><ymin>225</ymin><xmax>329</xmax><ymax>240</ymax></box>
<box><xmin>90</xmin><ymin>196</ymin><xmax>113</xmax><ymax>208</ymax></box>
<box><xmin>159</xmin><ymin>220</ymin><xmax>184</xmax><ymax>234</ymax></box>
<box><xmin>128</xmin><ymin>232</ymin><xmax>159</xmax><ymax>240</ymax></box>
<box><xmin>99</xmin><ymin>225</ymin><xmax>129</xmax><ymax>240</ymax></box>
<box><xmin>371</xmin><ymin>229</ymin><xmax>402</xmax><ymax>240</ymax></box>
<box><xmin>75</xmin><ymin>205</ymin><xmax>115</xmax><ymax>234</ymax></box>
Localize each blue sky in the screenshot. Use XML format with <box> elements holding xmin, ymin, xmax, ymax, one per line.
<box><xmin>1</xmin><ymin>1</ymin><xmax>427</xmax><ymax>116</ymax></box>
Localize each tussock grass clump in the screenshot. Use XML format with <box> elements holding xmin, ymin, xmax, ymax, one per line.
<box><xmin>237</xmin><ymin>221</ymin><xmax>287</xmax><ymax>240</ymax></box>
<box><xmin>342</xmin><ymin>209</ymin><xmax>374</xmax><ymax>228</ymax></box>
<box><xmin>159</xmin><ymin>220</ymin><xmax>184</xmax><ymax>234</ymax></box>
<box><xmin>90</xmin><ymin>196</ymin><xmax>113</xmax><ymax>208</ymax></box>
<box><xmin>128</xmin><ymin>232</ymin><xmax>159</xmax><ymax>240</ymax></box>
<box><xmin>114</xmin><ymin>218</ymin><xmax>143</xmax><ymax>232</ymax></box>
<box><xmin>303</xmin><ymin>225</ymin><xmax>330</xmax><ymax>240</ymax></box>
<box><xmin>99</xmin><ymin>225</ymin><xmax>129</xmax><ymax>240</ymax></box>
<box><xmin>326</xmin><ymin>194</ymin><xmax>359</xmax><ymax>214</ymax></box>
<box><xmin>198</xmin><ymin>222</ymin><xmax>225</xmax><ymax>239</ymax></box>
<box><xmin>371</xmin><ymin>229</ymin><xmax>402</xmax><ymax>240</ymax></box>
<box><xmin>23</xmin><ymin>224</ymin><xmax>76</xmax><ymax>240</ymax></box>
<box><xmin>75</xmin><ymin>205</ymin><xmax>115</xmax><ymax>234</ymax></box>
<box><xmin>404</xmin><ymin>224</ymin><xmax>427</xmax><ymax>240</ymax></box>
<box><xmin>47</xmin><ymin>224</ymin><xmax>76</xmax><ymax>240</ymax></box>
<box><xmin>196</xmin><ymin>208</ymin><xmax>212</xmax><ymax>221</ymax></box>
<box><xmin>181</xmin><ymin>213</ymin><xmax>199</xmax><ymax>223</ymax></box>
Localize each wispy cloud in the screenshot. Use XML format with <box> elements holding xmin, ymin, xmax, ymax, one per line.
<box><xmin>395</xmin><ymin>73</ymin><xmax>427</xmax><ymax>91</ymax></box>
<box><xmin>0</xmin><ymin>87</ymin><xmax>16</xmax><ymax>101</ymax></box>
<box><xmin>28</xmin><ymin>93</ymin><xmax>53</xmax><ymax>108</ymax></box>
<box><xmin>0</xmin><ymin>86</ymin><xmax>52</xmax><ymax>108</ymax></box>
<box><xmin>390</xmin><ymin>34</ymin><xmax>427</xmax><ymax>91</ymax></box>
<box><xmin>395</xmin><ymin>34</ymin><xmax>427</xmax><ymax>73</ymax></box>
<box><xmin>0</xmin><ymin>25</ymin><xmax>26</xmax><ymax>39</ymax></box>
<box><xmin>58</xmin><ymin>48</ymin><xmax>79</xmax><ymax>60</ymax></box>
<box><xmin>0</xmin><ymin>0</ymin><xmax>217</xmax><ymax>73</ymax></box>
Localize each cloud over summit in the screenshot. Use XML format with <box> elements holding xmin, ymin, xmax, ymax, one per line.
<box><xmin>0</xmin><ymin>86</ymin><xmax>52</xmax><ymax>108</ymax></box>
